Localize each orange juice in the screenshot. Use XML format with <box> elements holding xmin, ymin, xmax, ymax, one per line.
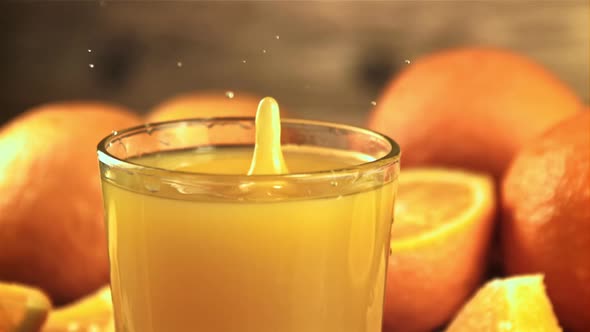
<box><xmin>98</xmin><ymin>98</ymin><xmax>400</xmax><ymax>332</ymax></box>
<box><xmin>103</xmin><ymin>147</ymin><xmax>395</xmax><ymax>332</ymax></box>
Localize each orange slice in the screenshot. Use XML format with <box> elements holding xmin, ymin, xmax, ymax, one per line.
<box><xmin>446</xmin><ymin>274</ymin><xmax>562</xmax><ymax>331</ymax></box>
<box><xmin>383</xmin><ymin>168</ymin><xmax>496</xmax><ymax>332</ymax></box>
<box><xmin>42</xmin><ymin>286</ymin><xmax>112</xmax><ymax>332</ymax></box>
<box><xmin>0</xmin><ymin>282</ymin><xmax>51</xmax><ymax>332</ymax></box>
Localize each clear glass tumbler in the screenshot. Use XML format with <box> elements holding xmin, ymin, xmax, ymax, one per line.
<box><xmin>97</xmin><ymin>118</ymin><xmax>400</xmax><ymax>332</ymax></box>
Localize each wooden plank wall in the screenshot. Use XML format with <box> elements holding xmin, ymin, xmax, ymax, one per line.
<box><xmin>1</xmin><ymin>1</ymin><xmax>588</xmax><ymax>125</ymax></box>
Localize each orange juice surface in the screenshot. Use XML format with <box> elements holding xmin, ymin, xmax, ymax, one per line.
<box><xmin>103</xmin><ymin>147</ymin><xmax>395</xmax><ymax>332</ymax></box>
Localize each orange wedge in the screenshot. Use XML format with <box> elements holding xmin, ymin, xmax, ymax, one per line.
<box><xmin>42</xmin><ymin>286</ymin><xmax>113</xmax><ymax>332</ymax></box>
<box><xmin>0</xmin><ymin>282</ymin><xmax>51</xmax><ymax>332</ymax></box>
<box><xmin>446</xmin><ymin>274</ymin><xmax>562</xmax><ymax>331</ymax></box>
<box><xmin>383</xmin><ymin>168</ymin><xmax>495</xmax><ymax>332</ymax></box>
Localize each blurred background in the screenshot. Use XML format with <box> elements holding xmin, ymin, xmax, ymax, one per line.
<box><xmin>1</xmin><ymin>1</ymin><xmax>588</xmax><ymax>126</ymax></box>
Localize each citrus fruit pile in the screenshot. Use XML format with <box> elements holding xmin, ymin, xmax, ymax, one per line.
<box><xmin>369</xmin><ymin>48</ymin><xmax>588</xmax><ymax>331</ymax></box>
<box><xmin>0</xmin><ymin>47</ymin><xmax>587</xmax><ymax>332</ymax></box>
<box><xmin>0</xmin><ymin>92</ymin><xmax>265</xmax><ymax>331</ymax></box>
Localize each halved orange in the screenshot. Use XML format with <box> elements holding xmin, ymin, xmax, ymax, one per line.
<box><xmin>0</xmin><ymin>282</ymin><xmax>51</xmax><ymax>332</ymax></box>
<box><xmin>446</xmin><ymin>274</ymin><xmax>562</xmax><ymax>331</ymax></box>
<box><xmin>383</xmin><ymin>168</ymin><xmax>496</xmax><ymax>332</ymax></box>
<box><xmin>42</xmin><ymin>286</ymin><xmax>112</xmax><ymax>332</ymax></box>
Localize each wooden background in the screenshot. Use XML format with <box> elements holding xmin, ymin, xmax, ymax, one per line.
<box><xmin>1</xmin><ymin>1</ymin><xmax>588</xmax><ymax>126</ymax></box>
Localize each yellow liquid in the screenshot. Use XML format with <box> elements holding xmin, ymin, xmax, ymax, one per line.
<box><xmin>103</xmin><ymin>148</ymin><xmax>395</xmax><ymax>332</ymax></box>
<box><xmin>103</xmin><ymin>97</ymin><xmax>396</xmax><ymax>331</ymax></box>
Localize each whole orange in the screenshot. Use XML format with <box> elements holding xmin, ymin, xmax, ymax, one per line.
<box><xmin>502</xmin><ymin>111</ymin><xmax>590</xmax><ymax>331</ymax></box>
<box><xmin>0</xmin><ymin>102</ymin><xmax>141</xmax><ymax>305</ymax></box>
<box><xmin>147</xmin><ymin>91</ymin><xmax>264</xmax><ymax>123</ymax></box>
<box><xmin>368</xmin><ymin>47</ymin><xmax>582</xmax><ymax>179</ymax></box>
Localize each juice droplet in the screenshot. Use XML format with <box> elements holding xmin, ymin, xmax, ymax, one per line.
<box><xmin>275</xmin><ymin>35</ymin><xmax>280</xmax><ymax>40</ymax></box>
<box><xmin>225</xmin><ymin>91</ymin><xmax>235</xmax><ymax>99</ymax></box>
<box><xmin>262</xmin><ymin>49</ymin><xmax>267</xmax><ymax>54</ymax></box>
<box><xmin>248</xmin><ymin>97</ymin><xmax>289</xmax><ymax>175</ymax></box>
<box><xmin>87</xmin><ymin>49</ymin><xmax>92</xmax><ymax>53</ymax></box>
<box><xmin>89</xmin><ymin>64</ymin><xmax>95</xmax><ymax>68</ymax></box>
<box><xmin>371</xmin><ymin>101</ymin><xmax>377</xmax><ymax>106</ymax></box>
<box><xmin>404</xmin><ymin>59</ymin><xmax>411</xmax><ymax>64</ymax></box>
<box><xmin>242</xmin><ymin>59</ymin><xmax>247</xmax><ymax>63</ymax></box>
<box><xmin>176</xmin><ymin>61</ymin><xmax>183</xmax><ymax>67</ymax></box>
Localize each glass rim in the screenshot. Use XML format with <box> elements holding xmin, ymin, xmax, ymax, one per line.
<box><xmin>97</xmin><ymin>117</ymin><xmax>401</xmax><ymax>181</ymax></box>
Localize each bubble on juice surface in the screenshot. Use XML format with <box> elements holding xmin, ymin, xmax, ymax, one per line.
<box><xmin>262</xmin><ymin>49</ymin><xmax>267</xmax><ymax>54</ymax></box>
<box><xmin>176</xmin><ymin>61</ymin><xmax>183</xmax><ymax>68</ymax></box>
<box><xmin>144</xmin><ymin>176</ymin><xmax>161</xmax><ymax>193</ymax></box>
<box><xmin>242</xmin><ymin>59</ymin><xmax>247</xmax><ymax>64</ymax></box>
<box><xmin>89</xmin><ymin>63</ymin><xmax>95</xmax><ymax>68</ymax></box>
<box><xmin>103</xmin><ymin>169</ymin><xmax>116</xmax><ymax>181</ymax></box>
<box><xmin>115</xmin><ymin>139</ymin><xmax>128</xmax><ymax>158</ymax></box>
<box><xmin>275</xmin><ymin>35</ymin><xmax>280</xmax><ymax>40</ymax></box>
<box><xmin>144</xmin><ymin>123</ymin><xmax>154</xmax><ymax>135</ymax></box>
<box><xmin>404</xmin><ymin>59</ymin><xmax>411</xmax><ymax>64</ymax></box>
<box><xmin>225</xmin><ymin>91</ymin><xmax>235</xmax><ymax>99</ymax></box>
<box><xmin>170</xmin><ymin>183</ymin><xmax>204</xmax><ymax>195</ymax></box>
<box><xmin>87</xmin><ymin>49</ymin><xmax>92</xmax><ymax>53</ymax></box>
<box><xmin>371</xmin><ymin>101</ymin><xmax>377</xmax><ymax>106</ymax></box>
<box><xmin>238</xmin><ymin>121</ymin><xmax>254</xmax><ymax>130</ymax></box>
